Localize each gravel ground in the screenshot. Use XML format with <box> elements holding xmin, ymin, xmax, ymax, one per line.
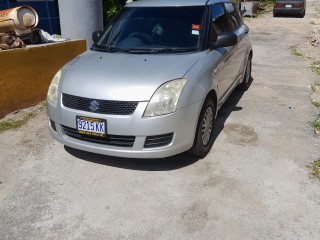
<box><xmin>1</xmin><ymin>1</ymin><xmax>320</xmax><ymax>239</ymax></box>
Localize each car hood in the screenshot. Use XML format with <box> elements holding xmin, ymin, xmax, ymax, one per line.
<box><xmin>60</xmin><ymin>50</ymin><xmax>200</xmax><ymax>101</ymax></box>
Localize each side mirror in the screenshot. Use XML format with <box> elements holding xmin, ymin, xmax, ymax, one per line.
<box><xmin>211</xmin><ymin>32</ymin><xmax>238</xmax><ymax>49</ymax></box>
<box><xmin>92</xmin><ymin>30</ymin><xmax>103</xmax><ymax>42</ymax></box>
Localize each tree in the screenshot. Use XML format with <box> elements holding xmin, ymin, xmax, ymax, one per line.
<box><xmin>103</xmin><ymin>0</ymin><xmax>126</xmax><ymax>24</ymax></box>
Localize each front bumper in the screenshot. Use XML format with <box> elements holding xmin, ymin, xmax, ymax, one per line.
<box><xmin>46</xmin><ymin>95</ymin><xmax>202</xmax><ymax>158</ymax></box>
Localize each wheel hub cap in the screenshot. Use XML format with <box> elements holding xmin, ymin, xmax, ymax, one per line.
<box><xmin>201</xmin><ymin>107</ymin><xmax>213</xmax><ymax>145</ymax></box>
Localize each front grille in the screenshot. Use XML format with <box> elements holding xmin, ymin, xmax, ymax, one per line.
<box><xmin>144</xmin><ymin>133</ymin><xmax>174</xmax><ymax>148</ymax></box>
<box><xmin>62</xmin><ymin>93</ymin><xmax>138</xmax><ymax>115</ymax></box>
<box><xmin>62</xmin><ymin>126</ymin><xmax>135</xmax><ymax>147</ymax></box>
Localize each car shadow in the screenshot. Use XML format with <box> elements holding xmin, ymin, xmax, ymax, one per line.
<box><xmin>65</xmin><ymin>81</ymin><xmax>251</xmax><ymax>171</ymax></box>
<box><xmin>212</xmin><ymin>87</ymin><xmax>247</xmax><ymax>144</ymax></box>
<box><xmin>65</xmin><ymin>146</ymin><xmax>199</xmax><ymax>171</ymax></box>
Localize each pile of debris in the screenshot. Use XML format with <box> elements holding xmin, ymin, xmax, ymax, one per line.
<box><xmin>0</xmin><ymin>32</ymin><xmax>24</xmax><ymax>51</ymax></box>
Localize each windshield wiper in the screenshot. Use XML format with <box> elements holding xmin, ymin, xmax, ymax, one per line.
<box><xmin>92</xmin><ymin>47</ymin><xmax>192</xmax><ymax>54</ymax></box>
<box><xmin>106</xmin><ymin>47</ymin><xmax>131</xmax><ymax>52</ymax></box>
<box><xmin>150</xmin><ymin>48</ymin><xmax>192</xmax><ymax>53</ymax></box>
<box><xmin>92</xmin><ymin>45</ymin><xmax>129</xmax><ymax>52</ymax></box>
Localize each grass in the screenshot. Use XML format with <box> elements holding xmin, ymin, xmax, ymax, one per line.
<box><xmin>289</xmin><ymin>46</ymin><xmax>320</xmax><ymax>76</ymax></box>
<box><xmin>0</xmin><ymin>112</ymin><xmax>34</xmax><ymax>134</ymax></box>
<box><xmin>312</xmin><ymin>101</ymin><xmax>320</xmax><ymax>108</ymax></box>
<box><xmin>290</xmin><ymin>45</ymin><xmax>303</xmax><ymax>57</ymax></box>
<box><xmin>310</xmin><ymin>61</ymin><xmax>320</xmax><ymax>76</ymax></box>
<box><xmin>311</xmin><ymin>80</ymin><xmax>320</xmax><ymax>93</ymax></box>
<box><xmin>309</xmin><ymin>159</ymin><xmax>320</xmax><ymax>180</ymax></box>
<box><xmin>0</xmin><ymin>100</ymin><xmax>46</xmax><ymax>134</ymax></box>
<box><xmin>312</xmin><ymin>84</ymin><xmax>317</xmax><ymax>92</ymax></box>
<box><xmin>312</xmin><ymin>118</ymin><xmax>320</xmax><ymax>132</ymax></box>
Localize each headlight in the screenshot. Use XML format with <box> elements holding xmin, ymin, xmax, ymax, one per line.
<box><xmin>144</xmin><ymin>79</ymin><xmax>187</xmax><ymax>117</ymax></box>
<box><xmin>47</xmin><ymin>69</ymin><xmax>61</xmax><ymax>105</ymax></box>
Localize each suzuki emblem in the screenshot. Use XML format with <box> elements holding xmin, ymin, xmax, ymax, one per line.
<box><xmin>89</xmin><ymin>100</ymin><xmax>100</xmax><ymax>112</ymax></box>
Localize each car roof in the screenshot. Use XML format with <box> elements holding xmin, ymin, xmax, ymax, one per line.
<box><xmin>126</xmin><ymin>0</ymin><xmax>232</xmax><ymax>7</ymax></box>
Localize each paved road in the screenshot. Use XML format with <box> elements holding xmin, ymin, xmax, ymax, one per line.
<box><xmin>1</xmin><ymin>3</ymin><xmax>320</xmax><ymax>240</ymax></box>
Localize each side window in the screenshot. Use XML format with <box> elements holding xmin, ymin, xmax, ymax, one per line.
<box><xmin>210</xmin><ymin>4</ymin><xmax>230</xmax><ymax>42</ymax></box>
<box><xmin>224</xmin><ymin>2</ymin><xmax>242</xmax><ymax>31</ymax></box>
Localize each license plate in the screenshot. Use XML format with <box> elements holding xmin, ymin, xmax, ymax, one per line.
<box><xmin>285</xmin><ymin>4</ymin><xmax>292</xmax><ymax>8</ymax></box>
<box><xmin>76</xmin><ymin>116</ymin><xmax>106</xmax><ymax>137</ymax></box>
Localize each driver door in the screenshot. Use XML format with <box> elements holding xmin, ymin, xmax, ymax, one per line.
<box><xmin>210</xmin><ymin>3</ymin><xmax>238</xmax><ymax>102</ymax></box>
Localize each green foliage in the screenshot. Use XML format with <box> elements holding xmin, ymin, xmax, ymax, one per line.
<box><xmin>103</xmin><ymin>0</ymin><xmax>126</xmax><ymax>24</ymax></box>
<box><xmin>312</xmin><ymin>84</ymin><xmax>317</xmax><ymax>92</ymax></box>
<box><xmin>290</xmin><ymin>46</ymin><xmax>303</xmax><ymax>57</ymax></box>
<box><xmin>312</xmin><ymin>118</ymin><xmax>320</xmax><ymax>132</ymax></box>
<box><xmin>309</xmin><ymin>159</ymin><xmax>320</xmax><ymax>180</ymax></box>
<box><xmin>311</xmin><ymin>80</ymin><xmax>320</xmax><ymax>93</ymax></box>
<box><xmin>312</xmin><ymin>101</ymin><xmax>320</xmax><ymax>108</ymax></box>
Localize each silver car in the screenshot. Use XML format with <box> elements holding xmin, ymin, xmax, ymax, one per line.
<box><xmin>47</xmin><ymin>0</ymin><xmax>252</xmax><ymax>158</ymax></box>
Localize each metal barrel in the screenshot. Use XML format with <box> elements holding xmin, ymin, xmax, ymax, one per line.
<box><xmin>0</xmin><ymin>6</ymin><xmax>39</xmax><ymax>34</ymax></box>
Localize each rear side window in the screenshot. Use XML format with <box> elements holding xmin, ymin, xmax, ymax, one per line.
<box><xmin>224</xmin><ymin>2</ymin><xmax>242</xmax><ymax>31</ymax></box>
<box><xmin>211</xmin><ymin>4</ymin><xmax>230</xmax><ymax>32</ymax></box>
<box><xmin>210</xmin><ymin>4</ymin><xmax>230</xmax><ymax>43</ymax></box>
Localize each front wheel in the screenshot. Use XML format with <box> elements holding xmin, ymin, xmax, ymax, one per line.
<box><xmin>188</xmin><ymin>98</ymin><xmax>216</xmax><ymax>157</ymax></box>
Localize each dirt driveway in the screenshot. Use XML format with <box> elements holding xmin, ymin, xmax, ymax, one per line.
<box><xmin>1</xmin><ymin>2</ymin><xmax>320</xmax><ymax>239</ymax></box>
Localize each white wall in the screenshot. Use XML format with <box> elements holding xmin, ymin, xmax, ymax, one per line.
<box><xmin>58</xmin><ymin>0</ymin><xmax>103</xmax><ymax>49</ymax></box>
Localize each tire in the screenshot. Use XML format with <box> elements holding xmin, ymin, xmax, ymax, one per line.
<box><xmin>188</xmin><ymin>98</ymin><xmax>216</xmax><ymax>157</ymax></box>
<box><xmin>273</xmin><ymin>12</ymin><xmax>278</xmax><ymax>17</ymax></box>
<box><xmin>238</xmin><ymin>56</ymin><xmax>252</xmax><ymax>91</ymax></box>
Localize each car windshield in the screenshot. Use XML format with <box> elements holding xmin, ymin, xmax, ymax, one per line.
<box><xmin>94</xmin><ymin>6</ymin><xmax>205</xmax><ymax>53</ymax></box>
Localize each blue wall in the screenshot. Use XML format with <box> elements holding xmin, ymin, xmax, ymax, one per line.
<box><xmin>0</xmin><ymin>0</ymin><xmax>60</xmax><ymax>34</ymax></box>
